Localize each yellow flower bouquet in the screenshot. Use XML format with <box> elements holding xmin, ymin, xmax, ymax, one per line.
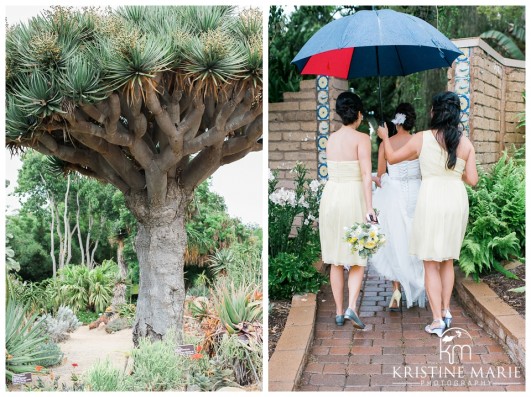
<box><xmin>344</xmin><ymin>219</ymin><xmax>386</xmax><ymax>259</ymax></box>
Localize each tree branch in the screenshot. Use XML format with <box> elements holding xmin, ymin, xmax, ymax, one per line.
<box><xmin>68</xmin><ymin>129</ymin><xmax>145</xmax><ymax>190</ymax></box>
<box><xmin>181</xmin><ymin>144</ymin><xmax>223</xmax><ymax>191</ymax></box>
<box><xmin>34</xmin><ymin>138</ymin><xmax>131</xmax><ymax>193</ymax></box>
<box><xmin>222</xmin><ymin>116</ymin><xmax>262</xmax><ymax>156</ymax></box>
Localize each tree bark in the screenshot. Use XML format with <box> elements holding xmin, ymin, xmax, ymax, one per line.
<box><xmin>50</xmin><ymin>198</ymin><xmax>57</xmax><ymax>278</ymax></box>
<box><xmin>76</xmin><ymin>192</ymin><xmax>85</xmax><ymax>267</ymax></box>
<box><xmin>63</xmin><ymin>174</ymin><xmax>71</xmax><ymax>268</ymax></box>
<box><xmin>127</xmin><ymin>180</ymin><xmax>191</xmax><ymax>345</ymax></box>
<box><xmin>111</xmin><ymin>238</ymin><xmax>128</xmax><ymax>309</ymax></box>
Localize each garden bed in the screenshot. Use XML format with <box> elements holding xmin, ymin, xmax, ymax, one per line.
<box><xmin>268</xmin><ymin>300</ymin><xmax>291</xmax><ymax>359</ymax></box>
<box><xmin>482</xmin><ymin>264</ymin><xmax>525</xmax><ymax>318</ymax></box>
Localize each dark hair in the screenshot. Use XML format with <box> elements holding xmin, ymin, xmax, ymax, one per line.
<box><xmin>336</xmin><ymin>92</ymin><xmax>364</xmax><ymax>125</ymax></box>
<box><xmin>430</xmin><ymin>91</ymin><xmax>462</xmax><ymax>169</ymax></box>
<box><xmin>395</xmin><ymin>102</ymin><xmax>416</xmax><ymax>131</ymax></box>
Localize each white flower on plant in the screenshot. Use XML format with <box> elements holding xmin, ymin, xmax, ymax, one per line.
<box><xmin>309</xmin><ymin>180</ymin><xmax>320</xmax><ymax>193</ymax></box>
<box><xmin>304</xmin><ymin>219</ymin><xmax>310</xmax><ymax>225</ymax></box>
<box><xmin>268</xmin><ymin>170</ymin><xmax>275</xmax><ymax>181</ymax></box>
<box><xmin>298</xmin><ymin>197</ymin><xmax>309</xmax><ymax>208</ymax></box>
<box><xmin>269</xmin><ymin>188</ymin><xmax>297</xmax><ymax>207</ymax></box>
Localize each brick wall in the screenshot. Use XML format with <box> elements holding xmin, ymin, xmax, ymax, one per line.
<box><xmin>449</xmin><ymin>38</ymin><xmax>525</xmax><ymax>168</ymax></box>
<box><xmin>269</xmin><ymin>78</ymin><xmax>349</xmax><ymax>189</ymax></box>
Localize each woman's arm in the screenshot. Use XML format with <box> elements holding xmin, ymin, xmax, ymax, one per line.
<box><xmin>377</xmin><ymin>124</ymin><xmax>421</xmax><ymax>164</ymax></box>
<box><xmin>358</xmin><ymin>134</ymin><xmax>375</xmax><ymax>217</ymax></box>
<box><xmin>377</xmin><ymin>142</ymin><xmax>386</xmax><ymax>177</ymax></box>
<box><xmin>462</xmin><ymin>142</ymin><xmax>479</xmax><ymax>186</ymax></box>
<box><xmin>372</xmin><ymin>142</ymin><xmax>386</xmax><ymax>188</ymax></box>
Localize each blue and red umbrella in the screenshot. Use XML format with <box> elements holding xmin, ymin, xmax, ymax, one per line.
<box><xmin>292</xmin><ymin>9</ymin><xmax>463</xmax><ymax>119</ymax></box>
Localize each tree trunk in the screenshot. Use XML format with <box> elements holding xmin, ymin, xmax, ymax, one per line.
<box><xmin>50</xmin><ymin>199</ymin><xmax>57</xmax><ymax>278</ymax></box>
<box><xmin>76</xmin><ymin>192</ymin><xmax>85</xmax><ymax>267</ymax></box>
<box><xmin>111</xmin><ymin>239</ymin><xmax>128</xmax><ymax>309</ymax></box>
<box><xmin>126</xmin><ymin>181</ymin><xmax>191</xmax><ymax>345</ymax></box>
<box><xmin>62</xmin><ymin>174</ymin><xmax>71</xmax><ymax>268</ymax></box>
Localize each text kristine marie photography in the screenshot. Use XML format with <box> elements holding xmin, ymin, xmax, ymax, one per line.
<box><xmin>391</xmin><ymin>327</ymin><xmax>523</xmax><ymax>388</ymax></box>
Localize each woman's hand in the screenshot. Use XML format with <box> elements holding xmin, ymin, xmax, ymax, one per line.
<box><xmin>377</xmin><ymin>123</ymin><xmax>389</xmax><ymax>140</ymax></box>
<box><xmin>372</xmin><ymin>175</ymin><xmax>381</xmax><ymax>188</ymax></box>
<box><xmin>366</xmin><ymin>208</ymin><xmax>377</xmax><ymax>223</ymax></box>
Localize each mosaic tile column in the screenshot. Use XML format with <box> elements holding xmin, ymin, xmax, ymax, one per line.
<box><xmin>454</xmin><ymin>48</ymin><xmax>471</xmax><ymax>137</ymax></box>
<box><xmin>316</xmin><ymin>75</ymin><xmax>330</xmax><ymax>180</ymax></box>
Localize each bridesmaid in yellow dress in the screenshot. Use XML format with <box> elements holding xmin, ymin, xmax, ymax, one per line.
<box><xmin>377</xmin><ymin>91</ymin><xmax>478</xmax><ymax>337</ymax></box>
<box><xmin>319</xmin><ymin>92</ymin><xmax>375</xmax><ymax>329</ymax></box>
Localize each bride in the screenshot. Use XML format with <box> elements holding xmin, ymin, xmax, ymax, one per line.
<box><xmin>370</xmin><ymin>103</ymin><xmax>425</xmax><ymax>310</ymax></box>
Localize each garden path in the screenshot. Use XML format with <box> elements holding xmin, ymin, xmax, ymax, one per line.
<box><xmin>297</xmin><ymin>265</ymin><xmax>525</xmax><ymax>392</ymax></box>
<box><xmin>37</xmin><ymin>326</ymin><xmax>133</xmax><ymax>386</ymax></box>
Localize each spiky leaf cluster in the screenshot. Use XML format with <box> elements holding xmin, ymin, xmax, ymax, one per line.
<box><xmin>6</xmin><ymin>6</ymin><xmax>263</xmax><ymax>200</ymax></box>
<box><xmin>6</xmin><ymin>5</ymin><xmax>262</xmax><ymax>145</ymax></box>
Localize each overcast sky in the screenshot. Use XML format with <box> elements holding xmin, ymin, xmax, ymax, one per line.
<box><xmin>3</xmin><ymin>5</ymin><xmax>264</xmax><ymax>226</ymax></box>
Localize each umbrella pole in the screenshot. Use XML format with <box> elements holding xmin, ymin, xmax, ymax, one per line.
<box><xmin>378</xmin><ymin>75</ymin><xmax>384</xmax><ymax>126</ymax></box>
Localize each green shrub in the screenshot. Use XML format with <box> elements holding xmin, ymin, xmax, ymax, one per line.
<box><xmin>268</xmin><ymin>163</ymin><xmax>323</xmax><ymax>257</ymax></box>
<box><xmin>188</xmin><ymin>357</ymin><xmax>237</xmax><ymax>391</ymax></box>
<box><xmin>45</xmin><ymin>263</ymin><xmax>118</xmax><ymax>313</ymax></box>
<box><xmin>84</xmin><ymin>359</ymin><xmax>124</xmax><ymax>391</ymax></box>
<box><xmin>88</xmin><ymin>261</ymin><xmax>116</xmax><ymax>313</ymax></box>
<box><xmin>5</xmin><ymin>300</ymin><xmax>55</xmax><ymax>381</ymax></box>
<box><xmin>215</xmin><ymin>333</ymin><xmax>262</xmax><ymax>386</ymax></box>
<box><xmin>116</xmin><ymin>303</ymin><xmax>136</xmax><ymax>320</ymax></box>
<box><xmin>105</xmin><ymin>317</ymin><xmax>131</xmax><ymax>333</ymax></box>
<box><xmin>34</xmin><ymin>342</ymin><xmax>63</xmax><ymax>367</ymax></box>
<box><xmin>269</xmin><ymin>252</ymin><xmax>328</xmax><ymax>300</ymax></box>
<box><xmin>459</xmin><ymin>149</ymin><xmax>525</xmax><ymax>281</ymax></box>
<box><xmin>76</xmin><ymin>310</ymin><xmax>100</xmax><ymax>325</ymax></box>
<box><xmin>122</xmin><ymin>335</ymin><xmax>187</xmax><ymax>391</ymax></box>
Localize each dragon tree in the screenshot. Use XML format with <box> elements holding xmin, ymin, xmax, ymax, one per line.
<box><xmin>6</xmin><ymin>6</ymin><xmax>263</xmax><ymax>344</ymax></box>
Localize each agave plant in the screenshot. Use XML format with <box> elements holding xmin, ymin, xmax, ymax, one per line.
<box><xmin>5</xmin><ymin>300</ymin><xmax>61</xmax><ymax>381</ymax></box>
<box><xmin>213</xmin><ymin>281</ymin><xmax>262</xmax><ymax>335</ymax></box>
<box><xmin>208</xmin><ymin>249</ymin><xmax>235</xmax><ymax>276</ymax></box>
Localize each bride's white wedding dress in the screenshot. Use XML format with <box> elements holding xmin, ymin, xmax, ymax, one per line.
<box><xmin>370</xmin><ymin>159</ymin><xmax>426</xmax><ymax>308</ymax></box>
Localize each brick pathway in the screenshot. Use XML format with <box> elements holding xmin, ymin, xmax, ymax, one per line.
<box><xmin>297</xmin><ymin>265</ymin><xmax>525</xmax><ymax>392</ymax></box>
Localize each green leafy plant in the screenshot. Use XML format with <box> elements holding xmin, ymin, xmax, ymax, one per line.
<box><xmin>122</xmin><ymin>334</ymin><xmax>188</xmax><ymax>391</ymax></box>
<box><xmin>215</xmin><ymin>333</ymin><xmax>262</xmax><ymax>386</ymax></box>
<box><xmin>34</xmin><ymin>341</ymin><xmax>63</xmax><ymax>367</ymax></box>
<box><xmin>213</xmin><ymin>281</ymin><xmax>262</xmax><ymax>334</ymax></box>
<box><xmin>116</xmin><ymin>303</ymin><xmax>136</xmax><ymax>320</ymax></box>
<box><xmin>5</xmin><ymin>300</ymin><xmax>58</xmax><ymax>381</ymax></box>
<box><xmin>208</xmin><ymin>249</ymin><xmax>235</xmax><ymax>276</ymax></box>
<box><xmin>76</xmin><ymin>310</ymin><xmax>100</xmax><ymax>325</ymax></box>
<box><xmin>269</xmin><ymin>252</ymin><xmax>328</xmax><ymax>300</ymax></box>
<box><xmin>268</xmin><ymin>163</ymin><xmax>326</xmax><ymax>300</ymax></box>
<box><xmin>84</xmin><ymin>359</ymin><xmax>124</xmax><ymax>391</ymax></box>
<box><xmin>459</xmin><ymin>149</ymin><xmax>525</xmax><ymax>281</ymax></box>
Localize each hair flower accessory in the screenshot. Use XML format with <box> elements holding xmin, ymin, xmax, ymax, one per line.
<box><xmin>391</xmin><ymin>113</ymin><xmax>406</xmax><ymax>125</ymax></box>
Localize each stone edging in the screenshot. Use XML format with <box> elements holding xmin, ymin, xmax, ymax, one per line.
<box><xmin>268</xmin><ymin>293</ymin><xmax>317</xmax><ymax>391</ymax></box>
<box><xmin>454</xmin><ymin>267</ymin><xmax>525</xmax><ymax>372</ymax></box>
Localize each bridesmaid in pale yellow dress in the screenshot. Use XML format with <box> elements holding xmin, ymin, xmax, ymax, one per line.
<box><xmin>377</xmin><ymin>91</ymin><xmax>478</xmax><ymax>337</ymax></box>
<box><xmin>319</xmin><ymin>92</ymin><xmax>375</xmax><ymax>329</ymax></box>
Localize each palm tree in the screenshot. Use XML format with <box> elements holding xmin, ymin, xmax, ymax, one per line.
<box><xmin>6</xmin><ymin>6</ymin><xmax>262</xmax><ymax>344</ymax></box>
